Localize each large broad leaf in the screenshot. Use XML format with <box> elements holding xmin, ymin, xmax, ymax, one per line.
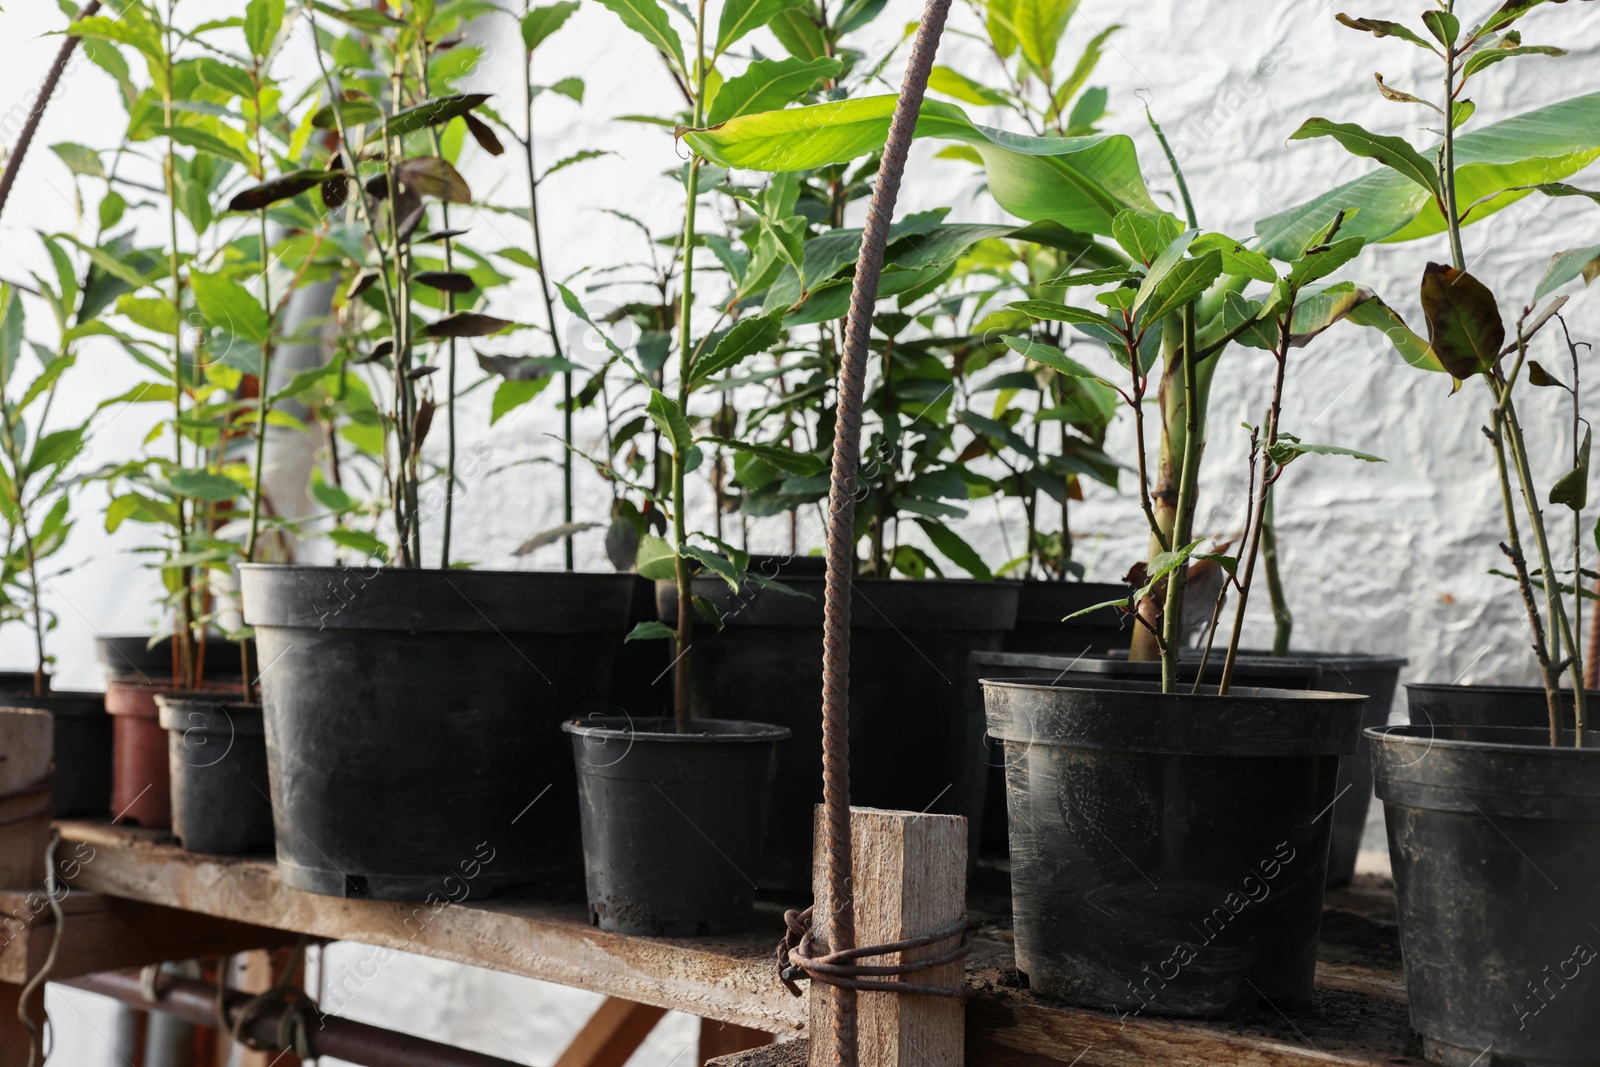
<box><xmin>594</xmin><ymin>0</ymin><xmax>686</xmax><ymax>75</ymax></box>
<box><xmin>1419</xmin><ymin>263</ymin><xmax>1505</xmax><ymax>379</ymax></box>
<box><xmin>683</xmin><ymin>96</ymin><xmax>1157</xmax><ymax>235</ymax></box>
<box><xmin>707</xmin><ymin>56</ymin><xmax>842</xmax><ymax>127</ymax></box>
<box><xmin>1258</xmin><ymin>92</ymin><xmax>1600</xmax><ymax>259</ymax></box>
<box><xmin>1344</xmin><ymin>297</ymin><xmax>1445</xmax><ymax>372</ymax></box>
<box><xmin>522</xmin><ymin>1</ymin><xmax>580</xmax><ymax>50</ymax></box>
<box><xmin>716</xmin><ymin>0</ymin><xmax>808</xmax><ymax>55</ymax></box>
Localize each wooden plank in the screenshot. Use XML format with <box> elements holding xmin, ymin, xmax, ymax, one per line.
<box><xmin>50</xmin><ymin>822</ymin><xmax>1421</xmax><ymax>1066</ymax></box>
<box><xmin>0</xmin><ymin>889</ymin><xmax>295</xmax><ymax>985</ymax></box>
<box><xmin>0</xmin><ymin>710</ymin><xmax>52</xmax><ymax>888</ymax></box>
<box><xmin>0</xmin><ymin>710</ymin><xmax>50</xmax><ymax>795</ymax></box>
<box><xmin>552</xmin><ymin>997</ymin><xmax>667</xmax><ymax>1067</ymax></box>
<box><xmin>707</xmin><ymin>1039</ymin><xmax>808</xmax><ymax>1067</ymax></box>
<box><xmin>0</xmin><ymin>976</ymin><xmax>39</xmax><ymax>1067</ymax></box>
<box><xmin>808</xmin><ymin>807</ymin><xmax>965</xmax><ymax>1067</ymax></box>
<box><xmin>698</xmin><ymin>1019</ymin><xmax>773</xmax><ymax>1064</ymax></box>
<box><xmin>57</xmin><ymin>821</ymin><xmax>808</xmax><ymax>1037</ymax></box>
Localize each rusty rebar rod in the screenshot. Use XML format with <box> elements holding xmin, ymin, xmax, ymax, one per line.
<box><xmin>0</xmin><ymin>1</ymin><xmax>102</xmax><ymax>223</ymax></box>
<box><xmin>816</xmin><ymin>1</ymin><xmax>952</xmax><ymax>1063</ymax></box>
<box><xmin>64</xmin><ymin>968</ymin><xmax>524</xmax><ymax>1067</ymax></box>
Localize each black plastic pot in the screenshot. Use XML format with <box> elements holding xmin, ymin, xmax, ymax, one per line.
<box><xmin>971</xmin><ymin>651</ymin><xmax>1323</xmax><ymax>858</ymax></box>
<box><xmin>659</xmin><ymin>575</ymin><xmax>1018</xmax><ymax>892</ymax></box>
<box><xmin>240</xmin><ymin>564</ymin><xmax>636</xmax><ymax>900</ymax></box>
<box><xmin>157</xmin><ymin>693</ymin><xmax>274</xmax><ymax>856</ymax></box>
<box><xmin>1219</xmin><ymin>651</ymin><xmax>1407</xmax><ymax>889</ymax></box>
<box><xmin>0</xmin><ymin>691</ymin><xmax>111</xmax><ymax>816</ymax></box>
<box><xmin>1406</xmin><ymin>682</ymin><xmax>1598</xmax><ymax>731</ymax></box>
<box><xmin>563</xmin><ymin>716</ymin><xmax>787</xmax><ymax>936</ymax></box>
<box><xmin>1004</xmin><ymin>581</ymin><xmax>1130</xmax><ymax>655</ymax></box>
<box><xmin>1371</xmin><ymin>724</ymin><xmax>1600</xmax><ymax>1066</ymax></box>
<box><xmin>984</xmin><ymin>677</ymin><xmax>1363</xmax><ymax>1015</ymax></box>
<box><xmin>96</xmin><ymin>634</ymin><xmax>252</xmax><ymax>683</ymax></box>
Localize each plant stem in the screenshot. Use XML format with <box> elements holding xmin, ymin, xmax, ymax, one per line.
<box><xmin>1263</xmin><ymin>493</ymin><xmax>1292</xmax><ymax>656</ymax></box>
<box><xmin>1441</xmin><ymin>40</ymin><xmax>1466</xmax><ymax>272</ymax></box>
<box><xmin>519</xmin><ymin>7</ymin><xmax>575</xmax><ymax>570</ymax></box>
<box><xmin>672</xmin><ymin>2</ymin><xmax>709</xmax><ymax>733</ymax></box>
<box><xmin>162</xmin><ymin>0</ymin><xmax>195</xmax><ymax>688</ymax></box>
<box><xmin>1220</xmin><ymin>320</ymin><xmax>1291</xmax><ymax>694</ymax></box>
<box><xmin>1159</xmin><ymin>304</ymin><xmax>1200</xmax><ymax>691</ymax></box>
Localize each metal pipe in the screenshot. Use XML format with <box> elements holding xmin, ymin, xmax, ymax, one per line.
<box><xmin>64</xmin><ymin>969</ymin><xmax>523</xmax><ymax>1067</ymax></box>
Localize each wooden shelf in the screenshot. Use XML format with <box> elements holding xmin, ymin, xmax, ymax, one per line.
<box><xmin>37</xmin><ymin>821</ymin><xmax>1422</xmax><ymax>1066</ymax></box>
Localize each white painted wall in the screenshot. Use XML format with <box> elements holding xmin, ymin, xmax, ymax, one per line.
<box><xmin>4</xmin><ymin>1</ymin><xmax>1599</xmax><ymax>1062</ymax></box>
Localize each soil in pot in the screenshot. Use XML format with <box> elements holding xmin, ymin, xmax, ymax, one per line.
<box><xmin>984</xmin><ymin>676</ymin><xmax>1363</xmax><ymax>1016</ymax></box>
<box><xmin>1004</xmin><ymin>581</ymin><xmax>1131</xmax><ymax>655</ymax></box>
<box><xmin>659</xmin><ymin>575</ymin><xmax>1018</xmax><ymax>892</ymax></box>
<box><xmin>1406</xmin><ymin>682</ymin><xmax>1598</xmax><ymax>730</ymax></box>
<box><xmin>241</xmin><ymin>564</ymin><xmax>636</xmax><ymax>901</ymax></box>
<box><xmin>106</xmin><ymin>678</ymin><xmax>241</xmax><ymax>829</ymax></box>
<box><xmin>157</xmin><ymin>693</ymin><xmax>274</xmax><ymax>856</ymax></box>
<box><xmin>1371</xmin><ymin>724</ymin><xmax>1600</xmax><ymax>1067</ymax></box>
<box><xmin>563</xmin><ymin>716</ymin><xmax>787</xmax><ymax>936</ymax></box>
<box><xmin>1213</xmin><ymin>651</ymin><xmax>1407</xmax><ymax>889</ymax></box>
<box><xmin>0</xmin><ymin>691</ymin><xmax>110</xmax><ymax>816</ymax></box>
<box><xmin>972</xmin><ymin>650</ymin><xmax>1323</xmax><ymax>860</ymax></box>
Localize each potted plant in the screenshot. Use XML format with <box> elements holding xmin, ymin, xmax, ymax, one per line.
<box><xmin>1273</xmin><ymin>3</ymin><xmax>1600</xmax><ymax>1061</ymax></box>
<box><xmin>0</xmin><ymin>281</ymin><xmax>110</xmax><ymax>817</ymax></box>
<box><xmin>204</xmin><ymin>0</ymin><xmax>634</xmax><ymax>899</ymax></box>
<box><xmin>556</xmin><ymin>0</ymin><xmax>802</xmax><ymax>937</ymax></box>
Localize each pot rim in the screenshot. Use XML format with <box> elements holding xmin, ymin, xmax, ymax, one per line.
<box><xmin>1367</xmin><ymin>722</ymin><xmax>1600</xmax><ymax>756</ymax></box>
<box><xmin>1405</xmin><ymin>681</ymin><xmax>1600</xmax><ymax>697</ymax></box>
<box><xmin>563</xmin><ymin>715</ymin><xmax>791</xmax><ymax>743</ymax></box>
<box><xmin>980</xmin><ymin>676</ymin><xmax>1360</xmax><ymax>702</ymax></box>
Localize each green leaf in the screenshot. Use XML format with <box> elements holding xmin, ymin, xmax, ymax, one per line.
<box><xmin>1534</xmin><ymin>243</ymin><xmax>1600</xmax><ymax>300</ymax></box>
<box><xmin>684</xmin><ymin>96</ymin><xmax>1156</xmax><ymax>236</ymax></box>
<box><xmin>1221</xmin><ymin>291</ymin><xmax>1279</xmax><ymax>350</ymax></box>
<box><xmin>491</xmin><ymin>377</ymin><xmax>552</xmax><ymax>423</ymax></box>
<box><xmin>1139</xmin><ymin>539</ymin><xmax>1206</xmax><ymax>601</ymax></box>
<box><xmin>1551</xmin><ymin>427</ymin><xmax>1591</xmax><ymax>510</ymax></box>
<box><xmin>1009</xmin><ymin>300</ymin><xmax>1116</xmax><ymax>330</ymax></box>
<box><xmin>681</xmin><ymin>544</ymin><xmax>741</xmax><ymax>591</ymax></box>
<box><xmin>1266</xmin><ymin>433</ymin><xmax>1385</xmax><ymax>469</ymax></box>
<box><xmin>928</xmin><ymin>66</ymin><xmax>1011</xmax><ymax>108</ymax></box>
<box><xmin>26</xmin><ymin>428</ymin><xmax>85</xmax><ymax>479</ymax></box>
<box><xmin>51</xmin><ymin>142</ymin><xmax>103</xmax><ymax>179</ymax></box>
<box><xmin>521</xmin><ymin>1</ymin><xmax>580</xmax><ymax>50</ymax></box>
<box><xmin>244</xmin><ymin>0</ymin><xmax>283</xmax><ymax>57</ymax></box>
<box><xmin>1287</xmin><ymin>235</ymin><xmax>1365</xmax><ymax>289</ymax></box>
<box><xmin>708</xmin><ymin>56</ymin><xmax>842</xmax><ymax>126</ymax></box>
<box><xmin>702</xmin><ymin>436</ymin><xmax>823</xmax><ymax>475</ymax></box>
<box><xmin>716</xmin><ymin>0</ymin><xmax>807</xmax><ymax>54</ymax></box>
<box><xmin>157</xmin><ymin>125</ymin><xmax>254</xmax><ymax>168</ymax></box>
<box><xmin>1110</xmin><ymin>209</ymin><xmax>1180</xmax><ymax>264</ymax></box>
<box><xmin>191</xmin><ymin>271</ymin><xmax>269</xmax><ymax>346</ymax></box>
<box><xmin>1260</xmin><ymin>92</ymin><xmax>1600</xmax><ymax>258</ymax></box>
<box><xmin>647</xmin><ymin>390</ymin><xmax>693</xmax><ymax>455</ymax></box>
<box><xmin>1002</xmin><ymin>335</ymin><xmax>1106</xmax><ymax>381</ymax></box>
<box><xmin>1287</xmin><ymin>118</ymin><xmax>1441</xmax><ymax>198</ymax></box>
<box><xmin>593</xmin><ymin>0</ymin><xmax>686</xmax><ymax>76</ymax></box>
<box><xmin>1191</xmin><ymin>232</ymin><xmax>1276</xmax><ymax>283</ymax></box>
<box><xmin>1463</xmin><ymin>44</ymin><xmax>1567</xmax><ymax>78</ymax></box>
<box><xmin>1475</xmin><ymin>0</ymin><xmax>1566</xmax><ymax>37</ymax></box>
<box><xmin>915</xmin><ymin>519</ymin><xmax>991</xmax><ymax>579</ymax></box>
<box><xmin>636</xmin><ymin>534</ymin><xmax>677</xmax><ymax>580</ymax></box>
<box><xmin>768</xmin><ymin>5</ymin><xmax>828</xmax><ymax>60</ymax></box>
<box><xmin>625</xmin><ymin>620</ymin><xmax>677</xmax><ymax>642</ymax></box>
<box><xmin>195</xmin><ymin>57</ymin><xmax>255</xmax><ymax>100</ymax></box>
<box><xmin>1014</xmin><ymin>0</ymin><xmax>1079</xmax><ymax>78</ymax></box>
<box><xmin>692</xmin><ymin>310</ymin><xmax>784</xmax><ymax>382</ymax></box>
<box><xmin>169</xmin><ymin>469</ymin><xmax>244</xmax><ymax>502</ymax></box>
<box><xmin>1421</xmin><ymin>9</ymin><xmax>1459</xmax><ymax>46</ymax></box>
<box><xmin>1419</xmin><ymin>262</ymin><xmax>1504</xmax><ymax>380</ymax></box>
<box><xmin>1344</xmin><ymin>297</ymin><xmax>1445</xmax><ymax>372</ymax></box>
<box><xmin>1141</xmin><ymin>250</ymin><xmax>1223</xmax><ymax>321</ymax></box>
<box><xmin>1334</xmin><ymin>14</ymin><xmax>1441</xmax><ymax>54</ymax></box>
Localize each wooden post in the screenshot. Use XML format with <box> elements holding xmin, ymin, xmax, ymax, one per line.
<box><xmin>0</xmin><ymin>710</ymin><xmax>51</xmax><ymax>889</ymax></box>
<box><xmin>808</xmin><ymin>806</ymin><xmax>966</xmax><ymax>1067</ymax></box>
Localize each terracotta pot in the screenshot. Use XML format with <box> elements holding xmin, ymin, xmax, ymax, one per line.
<box><xmin>107</xmin><ymin>678</ymin><xmax>239</xmax><ymax>828</ymax></box>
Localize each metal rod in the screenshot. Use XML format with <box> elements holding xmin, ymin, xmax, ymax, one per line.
<box><xmin>816</xmin><ymin>1</ymin><xmax>951</xmax><ymax>1063</ymax></box>
<box><xmin>64</xmin><ymin>969</ymin><xmax>523</xmax><ymax>1067</ymax></box>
